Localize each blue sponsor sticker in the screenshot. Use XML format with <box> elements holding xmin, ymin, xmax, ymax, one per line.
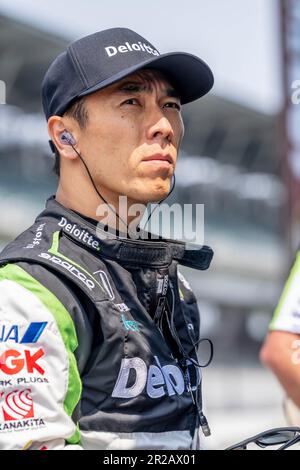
<box><xmin>0</xmin><ymin>322</ymin><xmax>47</xmax><ymax>344</ymax></box>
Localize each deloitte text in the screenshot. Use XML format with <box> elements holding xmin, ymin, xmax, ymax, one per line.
<box><xmin>105</xmin><ymin>41</ymin><xmax>159</xmax><ymax>58</ymax></box>
<box><xmin>58</xmin><ymin>217</ymin><xmax>100</xmax><ymax>251</ymax></box>
<box><xmin>112</xmin><ymin>356</ymin><xmax>200</xmax><ymax>399</ymax></box>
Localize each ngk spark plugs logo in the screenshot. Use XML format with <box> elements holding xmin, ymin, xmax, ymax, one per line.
<box><xmin>0</xmin><ymin>322</ymin><xmax>47</xmax><ymax>376</ymax></box>
<box><xmin>0</xmin><ymin>389</ymin><xmax>34</xmax><ymax>421</ymax></box>
<box><xmin>0</xmin><ymin>348</ymin><xmax>45</xmax><ymax>376</ymax></box>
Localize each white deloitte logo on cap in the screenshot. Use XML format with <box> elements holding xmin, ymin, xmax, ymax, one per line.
<box><xmin>105</xmin><ymin>41</ymin><xmax>159</xmax><ymax>58</ymax></box>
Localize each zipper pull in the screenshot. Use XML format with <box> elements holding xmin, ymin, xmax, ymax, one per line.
<box><xmin>199</xmin><ymin>411</ymin><xmax>211</xmax><ymax>437</ymax></box>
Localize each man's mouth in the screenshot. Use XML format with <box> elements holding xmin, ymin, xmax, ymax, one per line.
<box><xmin>141</xmin><ymin>154</ymin><xmax>173</xmax><ymax>165</ymax></box>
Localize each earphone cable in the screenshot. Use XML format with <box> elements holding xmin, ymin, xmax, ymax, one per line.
<box><xmin>68</xmin><ymin>141</ymin><xmax>176</xmax><ymax>237</ymax></box>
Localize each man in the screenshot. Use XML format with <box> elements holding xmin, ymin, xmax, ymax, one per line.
<box><xmin>0</xmin><ymin>27</ymin><xmax>214</xmax><ymax>450</ymax></box>
<box><xmin>260</xmin><ymin>253</ymin><xmax>300</xmax><ymax>422</ymax></box>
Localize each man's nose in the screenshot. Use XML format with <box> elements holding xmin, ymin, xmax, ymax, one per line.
<box><xmin>146</xmin><ymin>108</ymin><xmax>174</xmax><ymax>143</ymax></box>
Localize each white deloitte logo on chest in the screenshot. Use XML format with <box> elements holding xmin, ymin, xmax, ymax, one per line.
<box><xmin>112</xmin><ymin>356</ymin><xmax>188</xmax><ymax>399</ymax></box>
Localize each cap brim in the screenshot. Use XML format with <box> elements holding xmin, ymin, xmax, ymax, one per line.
<box><xmin>78</xmin><ymin>51</ymin><xmax>214</xmax><ymax>105</ymax></box>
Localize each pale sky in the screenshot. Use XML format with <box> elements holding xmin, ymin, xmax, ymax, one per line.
<box><xmin>0</xmin><ymin>0</ymin><xmax>283</xmax><ymax>114</ymax></box>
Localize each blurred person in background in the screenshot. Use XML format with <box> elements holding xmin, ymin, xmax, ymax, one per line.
<box><xmin>260</xmin><ymin>253</ymin><xmax>300</xmax><ymax>425</ymax></box>
<box><xmin>0</xmin><ymin>28</ymin><xmax>214</xmax><ymax>450</ymax></box>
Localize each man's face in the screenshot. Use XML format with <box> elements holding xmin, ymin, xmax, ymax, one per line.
<box><xmin>68</xmin><ymin>69</ymin><xmax>184</xmax><ymax>205</ymax></box>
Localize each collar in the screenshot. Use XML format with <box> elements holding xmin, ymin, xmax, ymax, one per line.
<box><xmin>39</xmin><ymin>195</ymin><xmax>213</xmax><ymax>270</ymax></box>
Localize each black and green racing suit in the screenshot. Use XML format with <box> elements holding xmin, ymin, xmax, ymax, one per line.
<box><xmin>0</xmin><ymin>195</ymin><xmax>213</xmax><ymax>450</ymax></box>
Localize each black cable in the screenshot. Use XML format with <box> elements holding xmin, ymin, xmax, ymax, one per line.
<box><xmin>70</xmin><ymin>142</ymin><xmax>176</xmax><ymax>236</ymax></box>
<box><xmin>140</xmin><ymin>173</ymin><xmax>176</xmax><ymax>232</ymax></box>
<box><xmin>70</xmin><ymin>143</ymin><xmax>130</xmax><ymax>234</ymax></box>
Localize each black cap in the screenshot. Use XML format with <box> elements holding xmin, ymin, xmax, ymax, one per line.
<box><xmin>42</xmin><ymin>27</ymin><xmax>214</xmax><ymax>120</ymax></box>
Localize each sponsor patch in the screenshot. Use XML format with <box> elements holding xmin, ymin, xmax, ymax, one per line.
<box><xmin>111</xmin><ymin>356</ymin><xmax>200</xmax><ymax>399</ymax></box>
<box><xmin>38</xmin><ymin>253</ymin><xmax>95</xmax><ymax>291</ymax></box>
<box><xmin>58</xmin><ymin>217</ymin><xmax>100</xmax><ymax>251</ymax></box>
<box><xmin>104</xmin><ymin>41</ymin><xmax>159</xmax><ymax>57</ymax></box>
<box><xmin>0</xmin><ymin>322</ymin><xmax>47</xmax><ymax>344</ymax></box>
<box><xmin>0</xmin><ymin>348</ymin><xmax>45</xmax><ymax>376</ymax></box>
<box><xmin>24</xmin><ymin>223</ymin><xmax>46</xmax><ymax>249</ymax></box>
<box><xmin>0</xmin><ymin>388</ymin><xmax>34</xmax><ymax>421</ymax></box>
<box><xmin>120</xmin><ymin>315</ymin><xmax>139</xmax><ymax>332</ymax></box>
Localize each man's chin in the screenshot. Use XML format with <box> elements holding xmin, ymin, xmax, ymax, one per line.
<box><xmin>137</xmin><ymin>188</ymin><xmax>170</xmax><ymax>204</ymax></box>
<box><xmin>126</xmin><ymin>179</ymin><xmax>172</xmax><ymax>204</ymax></box>
<box><xmin>146</xmin><ymin>179</ymin><xmax>173</xmax><ymax>202</ymax></box>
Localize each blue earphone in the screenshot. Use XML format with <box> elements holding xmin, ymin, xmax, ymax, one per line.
<box><xmin>60</xmin><ymin>131</ymin><xmax>76</xmax><ymax>146</ymax></box>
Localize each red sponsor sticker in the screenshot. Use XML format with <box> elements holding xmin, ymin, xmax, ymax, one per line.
<box><xmin>0</xmin><ymin>348</ymin><xmax>45</xmax><ymax>375</ymax></box>
<box><xmin>0</xmin><ymin>388</ymin><xmax>34</xmax><ymax>421</ymax></box>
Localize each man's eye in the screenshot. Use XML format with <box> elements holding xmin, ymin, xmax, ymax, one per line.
<box><xmin>164</xmin><ymin>102</ymin><xmax>181</xmax><ymax>110</ymax></box>
<box><xmin>123</xmin><ymin>98</ymin><xmax>139</xmax><ymax>105</ymax></box>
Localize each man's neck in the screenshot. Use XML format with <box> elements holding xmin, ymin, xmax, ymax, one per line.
<box><xmin>55</xmin><ymin>184</ymin><xmax>145</xmax><ymax>234</ymax></box>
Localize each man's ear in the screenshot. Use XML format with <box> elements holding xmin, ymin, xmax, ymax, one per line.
<box><xmin>47</xmin><ymin>116</ymin><xmax>78</xmax><ymax>160</ymax></box>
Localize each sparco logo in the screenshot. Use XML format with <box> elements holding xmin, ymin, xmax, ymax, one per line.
<box><xmin>38</xmin><ymin>253</ymin><xmax>95</xmax><ymax>291</ymax></box>
<box><xmin>58</xmin><ymin>217</ymin><xmax>100</xmax><ymax>251</ymax></box>
<box><xmin>105</xmin><ymin>41</ymin><xmax>159</xmax><ymax>58</ymax></box>
<box><xmin>112</xmin><ymin>356</ymin><xmax>198</xmax><ymax>399</ymax></box>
